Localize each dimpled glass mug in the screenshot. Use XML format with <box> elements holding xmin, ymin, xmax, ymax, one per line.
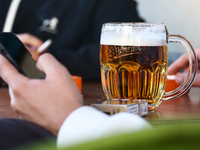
<box><xmin>100</xmin><ymin>22</ymin><xmax>197</xmax><ymax>110</ymax></box>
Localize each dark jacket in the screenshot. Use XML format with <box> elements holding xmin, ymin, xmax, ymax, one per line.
<box><xmin>0</xmin><ymin>0</ymin><xmax>144</xmax><ymax>81</ymax></box>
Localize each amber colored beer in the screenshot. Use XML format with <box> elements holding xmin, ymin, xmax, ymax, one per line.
<box><xmin>100</xmin><ymin>45</ymin><xmax>168</xmax><ymax>107</ymax></box>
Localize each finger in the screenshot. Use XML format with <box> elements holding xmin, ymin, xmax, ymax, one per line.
<box><xmin>0</xmin><ymin>54</ymin><xmax>26</xmax><ymax>85</ymax></box>
<box><xmin>16</xmin><ymin>33</ymin><xmax>43</xmax><ymax>48</ymax></box>
<box><xmin>36</xmin><ymin>53</ymin><xmax>70</xmax><ymax>78</ymax></box>
<box><xmin>175</xmin><ymin>73</ymin><xmax>200</xmax><ymax>87</ymax></box>
<box><xmin>168</xmin><ymin>48</ymin><xmax>200</xmax><ymax>75</ymax></box>
<box><xmin>168</xmin><ymin>53</ymin><xmax>189</xmax><ymax>75</ymax></box>
<box><xmin>195</xmin><ymin>48</ymin><xmax>200</xmax><ymax>70</ymax></box>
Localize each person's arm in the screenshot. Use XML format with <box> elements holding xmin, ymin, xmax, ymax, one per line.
<box><xmin>57</xmin><ymin>106</ymin><xmax>151</xmax><ymax>149</ymax></box>
<box><xmin>0</xmin><ymin>53</ymin><xmax>151</xmax><ymax>149</ymax></box>
<box><xmin>168</xmin><ymin>48</ymin><xmax>200</xmax><ymax>87</ymax></box>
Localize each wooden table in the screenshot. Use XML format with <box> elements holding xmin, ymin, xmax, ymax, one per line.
<box><xmin>0</xmin><ymin>88</ymin><xmax>20</xmax><ymax>118</ymax></box>
<box><xmin>1</xmin><ymin>82</ymin><xmax>200</xmax><ymax>123</ymax></box>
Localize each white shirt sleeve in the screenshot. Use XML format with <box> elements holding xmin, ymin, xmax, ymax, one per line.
<box><xmin>57</xmin><ymin>106</ymin><xmax>151</xmax><ymax>149</ymax></box>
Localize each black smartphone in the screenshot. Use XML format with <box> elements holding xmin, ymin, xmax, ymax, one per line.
<box><xmin>0</xmin><ymin>32</ymin><xmax>45</xmax><ymax>79</ymax></box>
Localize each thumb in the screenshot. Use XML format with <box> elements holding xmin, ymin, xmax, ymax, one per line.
<box><xmin>176</xmin><ymin>73</ymin><xmax>200</xmax><ymax>87</ymax></box>
<box><xmin>36</xmin><ymin>53</ymin><xmax>70</xmax><ymax>79</ymax></box>
<box><xmin>36</xmin><ymin>53</ymin><xmax>59</xmax><ymax>74</ymax></box>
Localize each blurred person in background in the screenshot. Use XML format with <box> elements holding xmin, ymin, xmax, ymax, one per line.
<box><xmin>0</xmin><ymin>0</ymin><xmax>144</xmax><ymax>81</ymax></box>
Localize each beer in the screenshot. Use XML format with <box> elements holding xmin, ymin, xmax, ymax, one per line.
<box><xmin>100</xmin><ymin>45</ymin><xmax>168</xmax><ymax>108</ymax></box>
<box><xmin>100</xmin><ymin>22</ymin><xmax>197</xmax><ymax>109</ymax></box>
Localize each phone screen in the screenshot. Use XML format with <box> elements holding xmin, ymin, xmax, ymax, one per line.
<box><xmin>0</xmin><ymin>32</ymin><xmax>45</xmax><ymax>79</ymax></box>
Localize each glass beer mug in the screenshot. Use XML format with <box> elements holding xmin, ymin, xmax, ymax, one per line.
<box><xmin>100</xmin><ymin>22</ymin><xmax>197</xmax><ymax>110</ymax></box>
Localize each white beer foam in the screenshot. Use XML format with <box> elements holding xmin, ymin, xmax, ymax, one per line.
<box><xmin>100</xmin><ymin>23</ymin><xmax>167</xmax><ymax>46</ymax></box>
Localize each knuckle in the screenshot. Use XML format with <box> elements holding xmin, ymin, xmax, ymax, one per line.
<box><xmin>11</xmin><ymin>83</ymin><xmax>21</xmax><ymax>93</ymax></box>
<box><xmin>10</xmin><ymin>80</ymin><xmax>27</xmax><ymax>96</ymax></box>
<box><xmin>10</xmin><ymin>99</ymin><xmax>20</xmax><ymax>113</ymax></box>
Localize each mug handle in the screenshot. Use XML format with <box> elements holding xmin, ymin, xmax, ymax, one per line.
<box><xmin>162</xmin><ymin>35</ymin><xmax>198</xmax><ymax>100</ymax></box>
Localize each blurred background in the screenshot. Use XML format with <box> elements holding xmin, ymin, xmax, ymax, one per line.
<box><xmin>136</xmin><ymin>0</ymin><xmax>200</xmax><ymax>65</ymax></box>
